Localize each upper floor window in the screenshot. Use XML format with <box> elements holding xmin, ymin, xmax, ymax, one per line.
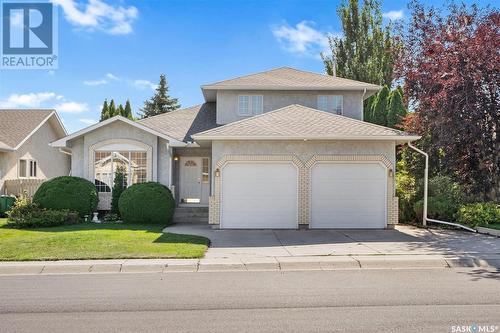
<box><xmin>19</xmin><ymin>159</ymin><xmax>37</xmax><ymax>178</ymax></box>
<box><xmin>238</xmin><ymin>95</ymin><xmax>263</xmax><ymax>116</ymax></box>
<box><xmin>317</xmin><ymin>95</ymin><xmax>343</xmax><ymax>115</ymax></box>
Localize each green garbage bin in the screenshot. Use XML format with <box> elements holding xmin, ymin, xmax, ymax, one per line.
<box><xmin>0</xmin><ymin>196</ymin><xmax>16</xmax><ymax>216</ymax></box>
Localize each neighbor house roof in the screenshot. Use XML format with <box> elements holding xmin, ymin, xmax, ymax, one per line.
<box><xmin>0</xmin><ymin>109</ymin><xmax>67</xmax><ymax>151</ymax></box>
<box><xmin>201</xmin><ymin>67</ymin><xmax>382</xmax><ymax>102</ymax></box>
<box><xmin>192</xmin><ymin>104</ymin><xmax>420</xmax><ymax>142</ymax></box>
<box><xmin>51</xmin><ymin>115</ymin><xmax>186</xmax><ymax>148</ymax></box>
<box><xmin>138</xmin><ymin>103</ymin><xmax>217</xmax><ymax>142</ymax></box>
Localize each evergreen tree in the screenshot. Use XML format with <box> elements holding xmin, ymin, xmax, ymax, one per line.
<box><xmin>100</xmin><ymin>99</ymin><xmax>109</xmax><ymax>122</ymax></box>
<box><xmin>139</xmin><ymin>74</ymin><xmax>180</xmax><ymax>118</ymax></box>
<box><xmin>371</xmin><ymin>85</ymin><xmax>390</xmax><ymax>126</ymax></box>
<box><xmin>108</xmin><ymin>99</ymin><xmax>117</xmax><ymax>118</ymax></box>
<box><xmin>110</xmin><ymin>166</ymin><xmax>126</xmax><ymax>215</ymax></box>
<box><xmin>117</xmin><ymin>104</ymin><xmax>125</xmax><ymax>117</ymax></box>
<box><xmin>123</xmin><ymin>100</ymin><xmax>133</xmax><ymax>119</ymax></box>
<box><xmin>387</xmin><ymin>89</ymin><xmax>407</xmax><ymax>128</ymax></box>
<box><xmin>321</xmin><ymin>0</ymin><xmax>398</xmax><ymax>87</ymax></box>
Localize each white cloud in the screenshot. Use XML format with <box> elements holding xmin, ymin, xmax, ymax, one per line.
<box><xmin>0</xmin><ymin>92</ymin><xmax>59</xmax><ymax>108</ymax></box>
<box><xmin>79</xmin><ymin>118</ymin><xmax>97</xmax><ymax>125</ymax></box>
<box><xmin>54</xmin><ymin>101</ymin><xmax>89</xmax><ymax>113</ymax></box>
<box><xmin>105</xmin><ymin>73</ymin><xmax>119</xmax><ymax>80</ymax></box>
<box><xmin>83</xmin><ymin>79</ymin><xmax>107</xmax><ymax>86</ymax></box>
<box><xmin>272</xmin><ymin>21</ymin><xmax>333</xmax><ymax>57</ymax></box>
<box><xmin>383</xmin><ymin>10</ymin><xmax>404</xmax><ymax>20</ymax></box>
<box><xmin>133</xmin><ymin>79</ymin><xmax>157</xmax><ymax>91</ymax></box>
<box><xmin>0</xmin><ymin>92</ymin><xmax>88</xmax><ymax>116</ymax></box>
<box><xmin>52</xmin><ymin>0</ymin><xmax>138</xmax><ymax>35</ymax></box>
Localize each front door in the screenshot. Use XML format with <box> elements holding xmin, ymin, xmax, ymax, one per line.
<box><xmin>180</xmin><ymin>157</ymin><xmax>203</xmax><ymax>204</ymax></box>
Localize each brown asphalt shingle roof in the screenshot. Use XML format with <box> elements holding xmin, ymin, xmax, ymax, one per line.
<box><xmin>192</xmin><ymin>104</ymin><xmax>415</xmax><ymax>140</ymax></box>
<box><xmin>0</xmin><ymin>109</ymin><xmax>54</xmax><ymax>149</ymax></box>
<box><xmin>138</xmin><ymin>103</ymin><xmax>217</xmax><ymax>142</ymax></box>
<box><xmin>202</xmin><ymin>67</ymin><xmax>382</xmax><ymax>90</ymax></box>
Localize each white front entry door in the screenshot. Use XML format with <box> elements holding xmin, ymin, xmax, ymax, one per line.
<box><xmin>310</xmin><ymin>162</ymin><xmax>387</xmax><ymax>229</ymax></box>
<box><xmin>221</xmin><ymin>162</ymin><xmax>298</xmax><ymax>229</ymax></box>
<box><xmin>180</xmin><ymin>157</ymin><xmax>203</xmax><ymax>204</ymax></box>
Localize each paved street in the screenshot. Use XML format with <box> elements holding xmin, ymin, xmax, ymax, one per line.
<box><xmin>0</xmin><ymin>268</ymin><xmax>499</xmax><ymax>332</ymax></box>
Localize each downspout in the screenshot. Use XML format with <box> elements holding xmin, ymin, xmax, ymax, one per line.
<box><xmin>361</xmin><ymin>88</ymin><xmax>367</xmax><ymax>121</ymax></box>
<box><xmin>167</xmin><ymin>143</ymin><xmax>172</xmax><ymax>187</ymax></box>
<box><xmin>407</xmin><ymin>142</ymin><xmax>476</xmax><ymax>233</ymax></box>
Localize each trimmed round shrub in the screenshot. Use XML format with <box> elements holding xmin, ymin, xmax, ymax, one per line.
<box><xmin>33</xmin><ymin>176</ymin><xmax>98</xmax><ymax>217</ymax></box>
<box><xmin>118</xmin><ymin>182</ymin><xmax>175</xmax><ymax>225</ymax></box>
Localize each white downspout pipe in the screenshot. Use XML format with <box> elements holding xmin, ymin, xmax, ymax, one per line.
<box><xmin>407</xmin><ymin>142</ymin><xmax>476</xmax><ymax>233</ymax></box>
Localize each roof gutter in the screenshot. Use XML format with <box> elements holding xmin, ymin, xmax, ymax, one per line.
<box><xmin>407</xmin><ymin>142</ymin><xmax>476</xmax><ymax>233</ymax></box>
<box><xmin>192</xmin><ymin>135</ymin><xmax>422</xmax><ymax>142</ymax></box>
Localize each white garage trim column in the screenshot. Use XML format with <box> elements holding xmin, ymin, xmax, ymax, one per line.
<box><xmin>305</xmin><ymin>155</ymin><xmax>398</xmax><ymax>228</ymax></box>
<box><xmin>209</xmin><ymin>155</ymin><xmax>306</xmax><ymax>227</ymax></box>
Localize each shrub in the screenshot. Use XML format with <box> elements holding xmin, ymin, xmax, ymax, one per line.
<box><xmin>33</xmin><ymin>176</ymin><xmax>98</xmax><ymax>217</ymax></box>
<box><xmin>110</xmin><ymin>166</ymin><xmax>126</xmax><ymax>215</ymax></box>
<box><xmin>456</xmin><ymin>202</ymin><xmax>500</xmax><ymax>227</ymax></box>
<box><xmin>396</xmin><ymin>170</ymin><xmax>417</xmax><ymax>223</ymax></box>
<box><xmin>103</xmin><ymin>213</ymin><xmax>120</xmax><ymax>223</ymax></box>
<box><xmin>7</xmin><ymin>197</ymin><xmax>76</xmax><ymax>228</ymax></box>
<box><xmin>413</xmin><ymin>196</ymin><xmax>457</xmax><ymax>221</ymax></box>
<box><xmin>118</xmin><ymin>182</ymin><xmax>175</xmax><ymax>225</ymax></box>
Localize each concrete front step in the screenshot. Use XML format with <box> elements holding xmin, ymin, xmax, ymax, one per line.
<box><xmin>173</xmin><ymin>207</ymin><xmax>208</xmax><ymax>224</ymax></box>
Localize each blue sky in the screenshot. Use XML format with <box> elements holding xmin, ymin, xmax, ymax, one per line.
<box><xmin>0</xmin><ymin>0</ymin><xmax>493</xmax><ymax>133</ymax></box>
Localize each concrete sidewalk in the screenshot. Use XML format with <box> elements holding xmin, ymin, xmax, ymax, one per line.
<box><xmin>1</xmin><ymin>254</ymin><xmax>499</xmax><ymax>275</ymax></box>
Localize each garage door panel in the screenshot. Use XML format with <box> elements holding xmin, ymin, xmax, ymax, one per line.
<box><xmin>221</xmin><ymin>162</ymin><xmax>298</xmax><ymax>229</ymax></box>
<box><xmin>311</xmin><ymin>162</ymin><xmax>387</xmax><ymax>229</ymax></box>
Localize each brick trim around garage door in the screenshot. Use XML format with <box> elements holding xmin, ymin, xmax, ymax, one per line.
<box><xmin>209</xmin><ymin>154</ymin><xmax>398</xmax><ymax>228</ymax></box>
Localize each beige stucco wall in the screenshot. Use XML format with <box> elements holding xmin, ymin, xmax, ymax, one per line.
<box><xmin>216</xmin><ymin>90</ymin><xmax>365</xmax><ymax>124</ymax></box>
<box><xmin>209</xmin><ymin>140</ymin><xmax>398</xmax><ymax>228</ymax></box>
<box><xmin>0</xmin><ymin>120</ymin><xmax>70</xmax><ymax>193</ymax></box>
<box><xmin>68</xmin><ymin>121</ymin><xmax>172</xmax><ymax>186</ymax></box>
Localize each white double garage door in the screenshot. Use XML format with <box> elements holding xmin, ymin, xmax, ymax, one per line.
<box><xmin>221</xmin><ymin>161</ymin><xmax>387</xmax><ymax>229</ymax></box>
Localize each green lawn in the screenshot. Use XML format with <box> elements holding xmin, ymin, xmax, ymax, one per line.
<box><xmin>480</xmin><ymin>223</ymin><xmax>500</xmax><ymax>231</ymax></box>
<box><xmin>0</xmin><ymin>218</ymin><xmax>209</xmax><ymax>261</ymax></box>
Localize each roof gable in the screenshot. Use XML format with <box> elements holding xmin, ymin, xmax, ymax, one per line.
<box><xmin>192</xmin><ymin>104</ymin><xmax>420</xmax><ymax>141</ymax></box>
<box><xmin>51</xmin><ymin>116</ymin><xmax>185</xmax><ymax>148</ymax></box>
<box><xmin>0</xmin><ymin>109</ymin><xmax>66</xmax><ymax>151</ymax></box>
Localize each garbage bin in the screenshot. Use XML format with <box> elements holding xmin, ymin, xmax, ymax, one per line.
<box><xmin>0</xmin><ymin>195</ymin><xmax>16</xmax><ymax>217</ymax></box>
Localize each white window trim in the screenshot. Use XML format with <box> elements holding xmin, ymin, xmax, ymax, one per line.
<box><xmin>317</xmin><ymin>95</ymin><xmax>343</xmax><ymax>115</ymax></box>
<box><xmin>238</xmin><ymin>95</ymin><xmax>263</xmax><ymax>116</ymax></box>
<box><xmin>18</xmin><ymin>159</ymin><xmax>38</xmax><ymax>179</ymax></box>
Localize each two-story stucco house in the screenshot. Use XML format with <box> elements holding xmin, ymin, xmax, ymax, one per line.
<box><xmin>0</xmin><ymin>109</ymin><xmax>70</xmax><ymax>196</ymax></box>
<box><xmin>52</xmin><ymin>67</ymin><xmax>420</xmax><ymax>229</ymax></box>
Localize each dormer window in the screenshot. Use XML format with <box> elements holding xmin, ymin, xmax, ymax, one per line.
<box><xmin>318</xmin><ymin>95</ymin><xmax>343</xmax><ymax>115</ymax></box>
<box><xmin>238</xmin><ymin>95</ymin><xmax>263</xmax><ymax>116</ymax></box>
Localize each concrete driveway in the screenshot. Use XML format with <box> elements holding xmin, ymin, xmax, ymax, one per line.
<box><xmin>165</xmin><ymin>224</ymin><xmax>500</xmax><ymax>260</ymax></box>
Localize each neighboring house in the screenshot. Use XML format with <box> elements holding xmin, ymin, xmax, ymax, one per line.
<box><xmin>0</xmin><ymin>109</ymin><xmax>70</xmax><ymax>196</ymax></box>
<box><xmin>52</xmin><ymin>67</ymin><xmax>420</xmax><ymax>229</ymax></box>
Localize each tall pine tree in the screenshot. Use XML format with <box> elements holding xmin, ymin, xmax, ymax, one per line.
<box><xmin>139</xmin><ymin>74</ymin><xmax>180</xmax><ymax>118</ymax></box>
<box><xmin>100</xmin><ymin>99</ymin><xmax>109</xmax><ymax>121</ymax></box>
<box><xmin>117</xmin><ymin>104</ymin><xmax>125</xmax><ymax>117</ymax></box>
<box><xmin>108</xmin><ymin>99</ymin><xmax>117</xmax><ymax>118</ymax></box>
<box><xmin>123</xmin><ymin>100</ymin><xmax>133</xmax><ymax>119</ymax></box>
<box><xmin>371</xmin><ymin>85</ymin><xmax>390</xmax><ymax>126</ymax></box>
<box><xmin>387</xmin><ymin>89</ymin><xmax>407</xmax><ymax>128</ymax></box>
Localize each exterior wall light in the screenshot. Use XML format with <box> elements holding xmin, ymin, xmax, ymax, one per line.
<box><xmin>215</xmin><ymin>169</ymin><xmax>220</xmax><ymax>177</ymax></box>
<box><xmin>173</xmin><ymin>156</ymin><xmax>179</xmax><ymax>161</ymax></box>
<box><xmin>388</xmin><ymin>168</ymin><xmax>393</xmax><ymax>177</ymax></box>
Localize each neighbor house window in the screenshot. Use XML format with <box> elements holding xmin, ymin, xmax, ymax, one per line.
<box><xmin>238</xmin><ymin>95</ymin><xmax>263</xmax><ymax>116</ymax></box>
<box><xmin>94</xmin><ymin>151</ymin><xmax>147</xmax><ymax>193</ymax></box>
<box><xmin>18</xmin><ymin>159</ymin><xmax>37</xmax><ymax>178</ymax></box>
<box><xmin>317</xmin><ymin>95</ymin><xmax>343</xmax><ymax>115</ymax></box>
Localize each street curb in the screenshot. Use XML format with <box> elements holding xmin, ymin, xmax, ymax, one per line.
<box><xmin>0</xmin><ymin>255</ymin><xmax>498</xmax><ymax>275</ymax></box>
